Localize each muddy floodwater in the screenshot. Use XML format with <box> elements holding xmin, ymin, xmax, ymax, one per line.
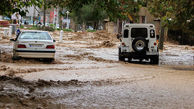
<box><xmin>0</xmin><ymin>30</ymin><xmax>194</xmax><ymax>108</ymax></box>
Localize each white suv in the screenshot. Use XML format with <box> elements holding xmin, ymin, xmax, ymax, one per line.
<box><xmin>118</xmin><ymin>23</ymin><xmax>159</xmax><ymax>64</ymax></box>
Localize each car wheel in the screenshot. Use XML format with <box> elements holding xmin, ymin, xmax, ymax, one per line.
<box><xmin>118</xmin><ymin>47</ymin><xmax>125</xmax><ymax>61</ymax></box>
<box><xmin>12</xmin><ymin>56</ymin><xmax>20</xmax><ymax>60</ymax></box>
<box><xmin>132</xmin><ymin>37</ymin><xmax>147</xmax><ymax>52</ymax></box>
<box><xmin>151</xmin><ymin>55</ymin><xmax>159</xmax><ymax>65</ymax></box>
<box><xmin>12</xmin><ymin>50</ymin><xmax>20</xmax><ymax>60</ymax></box>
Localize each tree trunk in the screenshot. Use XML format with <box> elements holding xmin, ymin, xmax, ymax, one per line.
<box><xmin>82</xmin><ymin>22</ymin><xmax>86</xmax><ymax>32</ymax></box>
<box><xmin>43</xmin><ymin>0</ymin><xmax>46</xmax><ymax>27</ymax></box>
<box><xmin>164</xmin><ymin>27</ymin><xmax>168</xmax><ymax>41</ymax></box>
<box><xmin>159</xmin><ymin>26</ymin><xmax>165</xmax><ymax>50</ymax></box>
<box><xmin>94</xmin><ymin>22</ymin><xmax>98</xmax><ymax>30</ymax></box>
<box><xmin>59</xmin><ymin>8</ymin><xmax>63</xmax><ymax>29</ymax></box>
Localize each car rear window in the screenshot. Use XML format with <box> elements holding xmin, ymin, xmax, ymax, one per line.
<box><xmin>131</xmin><ymin>28</ymin><xmax>148</xmax><ymax>38</ymax></box>
<box><xmin>19</xmin><ymin>32</ymin><xmax>52</xmax><ymax>40</ymax></box>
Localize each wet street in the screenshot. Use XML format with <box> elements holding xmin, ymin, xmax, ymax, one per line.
<box><xmin>0</xmin><ymin>31</ymin><xmax>194</xmax><ymax>108</ymax></box>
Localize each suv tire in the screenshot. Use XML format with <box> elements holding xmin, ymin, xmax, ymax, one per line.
<box><xmin>151</xmin><ymin>55</ymin><xmax>159</xmax><ymax>64</ymax></box>
<box><xmin>118</xmin><ymin>47</ymin><xmax>125</xmax><ymax>61</ymax></box>
<box><xmin>132</xmin><ymin>37</ymin><xmax>147</xmax><ymax>52</ymax></box>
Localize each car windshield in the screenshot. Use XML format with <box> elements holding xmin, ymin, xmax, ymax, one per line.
<box><xmin>19</xmin><ymin>32</ymin><xmax>52</xmax><ymax>40</ymax></box>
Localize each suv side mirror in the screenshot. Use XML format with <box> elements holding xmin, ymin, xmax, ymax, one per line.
<box><xmin>10</xmin><ymin>38</ymin><xmax>16</xmax><ymax>42</ymax></box>
<box><xmin>156</xmin><ymin>35</ymin><xmax>159</xmax><ymax>40</ymax></box>
<box><xmin>53</xmin><ymin>39</ymin><xmax>56</xmax><ymax>42</ymax></box>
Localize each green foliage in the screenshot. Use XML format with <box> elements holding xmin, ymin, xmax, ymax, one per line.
<box><xmin>71</xmin><ymin>0</ymin><xmax>107</xmax><ymax>25</ymax></box>
<box><xmin>0</xmin><ymin>0</ymin><xmax>43</xmax><ymax>17</ymax></box>
<box><xmin>63</xmin><ymin>29</ymin><xmax>73</xmax><ymax>32</ymax></box>
<box><xmin>28</xmin><ymin>26</ymin><xmax>40</xmax><ymax>30</ymax></box>
<box><xmin>20</xmin><ymin>25</ymin><xmax>24</xmax><ymax>29</ymax></box>
<box><xmin>44</xmin><ymin>26</ymin><xmax>55</xmax><ymax>32</ymax></box>
<box><xmin>147</xmin><ymin>0</ymin><xmax>194</xmax><ymax>35</ymax></box>
<box><xmin>48</xmin><ymin>24</ymin><xmax>56</xmax><ymax>29</ymax></box>
<box><xmin>55</xmin><ymin>0</ymin><xmax>139</xmax><ymax>22</ymax></box>
<box><xmin>87</xmin><ymin>29</ymin><xmax>96</xmax><ymax>32</ymax></box>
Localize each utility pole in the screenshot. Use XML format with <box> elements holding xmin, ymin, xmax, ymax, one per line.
<box><xmin>66</xmin><ymin>11</ymin><xmax>70</xmax><ymax>29</ymax></box>
<box><xmin>33</xmin><ymin>5</ymin><xmax>35</xmax><ymax>26</ymax></box>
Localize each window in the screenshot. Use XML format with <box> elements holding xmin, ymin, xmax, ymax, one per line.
<box><xmin>124</xmin><ymin>29</ymin><xmax>129</xmax><ymax>38</ymax></box>
<box><xmin>19</xmin><ymin>32</ymin><xmax>52</xmax><ymax>40</ymax></box>
<box><xmin>131</xmin><ymin>28</ymin><xmax>148</xmax><ymax>38</ymax></box>
<box><xmin>150</xmin><ymin>29</ymin><xmax>155</xmax><ymax>38</ymax></box>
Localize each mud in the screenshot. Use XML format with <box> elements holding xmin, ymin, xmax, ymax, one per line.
<box><xmin>0</xmin><ymin>76</ymin><xmax>89</xmax><ymax>108</ymax></box>
<box><xmin>0</xmin><ymin>30</ymin><xmax>194</xmax><ymax>108</ymax></box>
<box><xmin>89</xmin><ymin>40</ymin><xmax>116</xmax><ymax>48</ymax></box>
<box><xmin>0</xmin><ymin>51</ymin><xmax>64</xmax><ymax>64</ymax></box>
<box><xmin>88</xmin><ymin>56</ymin><xmax>116</xmax><ymax>63</ymax></box>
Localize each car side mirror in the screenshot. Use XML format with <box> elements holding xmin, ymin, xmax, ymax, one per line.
<box><xmin>53</xmin><ymin>39</ymin><xmax>56</xmax><ymax>42</ymax></box>
<box><xmin>10</xmin><ymin>38</ymin><xmax>16</xmax><ymax>42</ymax></box>
<box><xmin>156</xmin><ymin>35</ymin><xmax>159</xmax><ymax>40</ymax></box>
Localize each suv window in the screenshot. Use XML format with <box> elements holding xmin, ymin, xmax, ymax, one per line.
<box><xmin>131</xmin><ymin>28</ymin><xmax>147</xmax><ymax>38</ymax></box>
<box><xmin>123</xmin><ymin>29</ymin><xmax>129</xmax><ymax>38</ymax></box>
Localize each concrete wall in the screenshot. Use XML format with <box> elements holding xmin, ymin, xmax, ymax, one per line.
<box><xmin>105</xmin><ymin>22</ymin><xmax>118</xmax><ymax>33</ymax></box>
<box><xmin>138</xmin><ymin>7</ymin><xmax>155</xmax><ymax>23</ymax></box>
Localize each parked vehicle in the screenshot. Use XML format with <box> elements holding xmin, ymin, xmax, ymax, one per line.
<box><xmin>10</xmin><ymin>30</ymin><xmax>56</xmax><ymax>60</ymax></box>
<box><xmin>118</xmin><ymin>24</ymin><xmax>159</xmax><ymax>64</ymax></box>
<box><xmin>0</xmin><ymin>20</ymin><xmax>10</xmax><ymax>27</ymax></box>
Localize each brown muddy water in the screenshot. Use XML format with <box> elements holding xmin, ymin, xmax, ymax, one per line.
<box><xmin>0</xmin><ymin>31</ymin><xmax>194</xmax><ymax>108</ymax></box>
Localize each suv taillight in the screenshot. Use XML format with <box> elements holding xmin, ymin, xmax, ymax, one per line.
<box><xmin>18</xmin><ymin>44</ymin><xmax>26</xmax><ymax>48</ymax></box>
<box><xmin>122</xmin><ymin>42</ymin><xmax>126</xmax><ymax>46</ymax></box>
<box><xmin>46</xmin><ymin>45</ymin><xmax>55</xmax><ymax>49</ymax></box>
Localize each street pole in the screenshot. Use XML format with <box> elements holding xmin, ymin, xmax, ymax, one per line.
<box><xmin>66</xmin><ymin>11</ymin><xmax>70</xmax><ymax>29</ymax></box>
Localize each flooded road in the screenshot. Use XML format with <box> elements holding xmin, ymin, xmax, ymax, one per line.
<box><xmin>0</xmin><ymin>30</ymin><xmax>194</xmax><ymax>108</ymax></box>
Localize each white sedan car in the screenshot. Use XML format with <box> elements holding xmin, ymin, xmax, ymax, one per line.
<box><xmin>10</xmin><ymin>30</ymin><xmax>56</xmax><ymax>60</ymax></box>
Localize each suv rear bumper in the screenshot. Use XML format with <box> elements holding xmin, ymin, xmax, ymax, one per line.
<box><xmin>120</xmin><ymin>52</ymin><xmax>158</xmax><ymax>59</ymax></box>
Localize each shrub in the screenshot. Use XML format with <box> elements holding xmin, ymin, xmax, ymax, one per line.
<box><xmin>20</xmin><ymin>25</ymin><xmax>24</xmax><ymax>29</ymax></box>
<box><xmin>87</xmin><ymin>29</ymin><xmax>96</xmax><ymax>32</ymax></box>
<box><xmin>63</xmin><ymin>29</ymin><xmax>73</xmax><ymax>32</ymax></box>
<box><xmin>43</xmin><ymin>26</ymin><xmax>55</xmax><ymax>32</ymax></box>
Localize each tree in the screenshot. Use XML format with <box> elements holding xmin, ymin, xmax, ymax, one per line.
<box><xmin>52</xmin><ymin>0</ymin><xmax>139</xmax><ymax>30</ymax></box>
<box><xmin>168</xmin><ymin>0</ymin><xmax>194</xmax><ymax>35</ymax></box>
<box><xmin>147</xmin><ymin>0</ymin><xmax>194</xmax><ymax>49</ymax></box>
<box><xmin>54</xmin><ymin>0</ymin><xmax>139</xmax><ymax>21</ymax></box>
<box><xmin>70</xmin><ymin>0</ymin><xmax>107</xmax><ymax>30</ymax></box>
<box><xmin>0</xmin><ymin>0</ymin><xmax>42</xmax><ymax>17</ymax></box>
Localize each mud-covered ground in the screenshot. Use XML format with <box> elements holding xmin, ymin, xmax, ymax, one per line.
<box><xmin>0</xmin><ymin>30</ymin><xmax>194</xmax><ymax>109</ymax></box>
